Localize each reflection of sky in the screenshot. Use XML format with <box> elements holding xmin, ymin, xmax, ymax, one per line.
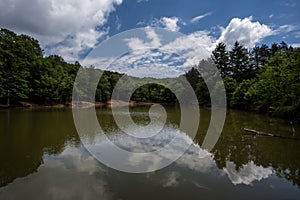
<box><xmin>0</xmin><ymin>147</ymin><xmax>113</xmax><ymax>200</ymax></box>
<box><xmin>86</xmin><ymin>122</ymin><xmax>274</xmax><ymax>185</ymax></box>
<box><xmin>1</xmin><ymin>122</ymin><xmax>299</xmax><ymax>199</ymax></box>
<box><xmin>224</xmin><ymin>161</ymin><xmax>273</xmax><ymax>185</ymax></box>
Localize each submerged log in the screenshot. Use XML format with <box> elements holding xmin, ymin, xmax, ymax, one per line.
<box><xmin>242</xmin><ymin>128</ymin><xmax>299</xmax><ymax>140</ymax></box>
<box><xmin>243</xmin><ymin>128</ymin><xmax>275</xmax><ymax>137</ymax></box>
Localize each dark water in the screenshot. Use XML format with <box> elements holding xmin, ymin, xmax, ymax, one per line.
<box><xmin>0</xmin><ymin>107</ymin><xmax>300</xmax><ymax>200</ymax></box>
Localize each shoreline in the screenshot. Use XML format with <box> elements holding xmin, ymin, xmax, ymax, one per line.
<box><xmin>1</xmin><ymin>101</ymin><xmax>298</xmax><ymax>122</ymax></box>
<box><xmin>0</xmin><ymin>100</ymin><xmax>176</xmax><ymax>109</ymax></box>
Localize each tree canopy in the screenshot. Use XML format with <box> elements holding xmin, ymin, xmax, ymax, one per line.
<box><xmin>1</xmin><ymin>28</ymin><xmax>299</xmax><ymax>120</ymax></box>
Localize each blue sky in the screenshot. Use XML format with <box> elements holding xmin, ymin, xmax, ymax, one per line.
<box><xmin>0</xmin><ymin>0</ymin><xmax>299</xmax><ymax>64</ymax></box>
<box><xmin>109</xmin><ymin>0</ymin><xmax>299</xmax><ymax>44</ymax></box>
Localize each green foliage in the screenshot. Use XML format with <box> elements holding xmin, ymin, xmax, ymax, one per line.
<box><xmin>229</xmin><ymin>41</ymin><xmax>251</xmax><ymax>82</ymax></box>
<box><xmin>223</xmin><ymin>77</ymin><xmax>237</xmax><ymax>105</ymax></box>
<box><xmin>132</xmin><ymin>83</ymin><xmax>176</xmax><ymax>103</ymax></box>
<box><xmin>195</xmin><ymin>78</ymin><xmax>210</xmax><ymax>106</ymax></box>
<box><xmin>230</xmin><ymin>79</ymin><xmax>255</xmax><ymax>109</ymax></box>
<box><xmin>0</xmin><ymin>28</ymin><xmax>79</xmax><ymax>104</ymax></box>
<box><xmin>0</xmin><ymin>28</ymin><xmax>41</xmax><ymax>101</ymax></box>
<box><xmin>0</xmin><ymin>28</ymin><xmax>299</xmax><ymax>120</ymax></box>
<box><xmin>211</xmin><ymin>42</ymin><xmax>230</xmax><ymax>78</ymax></box>
<box><xmin>249</xmin><ymin>44</ymin><xmax>271</xmax><ymax>70</ymax></box>
<box><xmin>246</xmin><ymin>49</ymin><xmax>300</xmax><ymax>119</ymax></box>
<box><xmin>184</xmin><ymin>67</ymin><xmax>200</xmax><ymax>90</ymax></box>
<box><xmin>210</xmin><ymin>40</ymin><xmax>299</xmax><ymax>119</ymax></box>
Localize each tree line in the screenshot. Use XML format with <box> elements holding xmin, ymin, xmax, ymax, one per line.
<box><xmin>185</xmin><ymin>41</ymin><xmax>300</xmax><ymax>120</ymax></box>
<box><xmin>1</xmin><ymin>28</ymin><xmax>299</xmax><ymax>120</ymax></box>
<box><xmin>0</xmin><ymin>28</ymin><xmax>176</xmax><ymax>105</ymax></box>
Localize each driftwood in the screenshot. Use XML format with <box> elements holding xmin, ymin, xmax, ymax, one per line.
<box><xmin>243</xmin><ymin>128</ymin><xmax>275</xmax><ymax>137</ymax></box>
<box><xmin>242</xmin><ymin>128</ymin><xmax>299</xmax><ymax>140</ymax></box>
<box><xmin>290</xmin><ymin>121</ymin><xmax>296</xmax><ymax>137</ymax></box>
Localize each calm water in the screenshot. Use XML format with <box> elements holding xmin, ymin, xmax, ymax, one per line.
<box><xmin>0</xmin><ymin>107</ymin><xmax>300</xmax><ymax>200</ymax></box>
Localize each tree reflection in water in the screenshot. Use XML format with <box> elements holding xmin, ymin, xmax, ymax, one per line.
<box><xmin>0</xmin><ymin>108</ymin><xmax>299</xmax><ymax>200</ymax></box>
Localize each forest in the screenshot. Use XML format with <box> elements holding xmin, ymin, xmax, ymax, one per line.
<box><xmin>0</xmin><ymin>28</ymin><xmax>299</xmax><ymax>120</ymax></box>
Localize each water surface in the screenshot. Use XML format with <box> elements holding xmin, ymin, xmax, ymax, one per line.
<box><xmin>0</xmin><ymin>107</ymin><xmax>299</xmax><ymax>199</ymax></box>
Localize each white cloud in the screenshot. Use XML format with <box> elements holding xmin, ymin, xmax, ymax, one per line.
<box><xmin>175</xmin><ymin>144</ymin><xmax>215</xmax><ymax>173</ymax></box>
<box><xmin>224</xmin><ymin>161</ymin><xmax>273</xmax><ymax>185</ymax></box>
<box><xmin>90</xmin><ymin>28</ymin><xmax>214</xmax><ymax>78</ymax></box>
<box><xmin>124</xmin><ymin>28</ymin><xmax>162</xmax><ymax>51</ymax></box>
<box><xmin>295</xmin><ymin>32</ymin><xmax>300</xmax><ymax>38</ymax></box>
<box><xmin>84</xmin><ymin>17</ymin><xmax>298</xmax><ymax>78</ymax></box>
<box><xmin>191</xmin><ymin>12</ymin><xmax>212</xmax><ymax>23</ymax></box>
<box><xmin>51</xmin><ymin>28</ymin><xmax>109</xmax><ymax>62</ymax></box>
<box><xmin>217</xmin><ymin>16</ymin><xmax>273</xmax><ymax>48</ymax></box>
<box><xmin>283</xmin><ymin>0</ymin><xmax>297</xmax><ymax>7</ymax></box>
<box><xmin>0</xmin><ymin>146</ymin><xmax>113</xmax><ymax>200</ymax></box>
<box><xmin>290</xmin><ymin>43</ymin><xmax>300</xmax><ymax>48</ymax></box>
<box><xmin>161</xmin><ymin>17</ymin><xmax>180</xmax><ymax>32</ymax></box>
<box><xmin>162</xmin><ymin>171</ymin><xmax>181</xmax><ymax>187</ymax></box>
<box><xmin>161</xmin><ymin>31</ymin><xmax>215</xmax><ymax>67</ymax></box>
<box><xmin>273</xmin><ymin>24</ymin><xmax>298</xmax><ymax>34</ymax></box>
<box><xmin>0</xmin><ymin>0</ymin><xmax>123</xmax><ymax>61</ymax></box>
<box><xmin>147</xmin><ymin>17</ymin><xmax>181</xmax><ymax>32</ymax></box>
<box><xmin>114</xmin><ymin>28</ymin><xmax>213</xmax><ymax>77</ymax></box>
<box><xmin>137</xmin><ymin>0</ymin><xmax>149</xmax><ymax>3</ymax></box>
<box><xmin>82</xmin><ymin>57</ymin><xmax>116</xmax><ymax>69</ymax></box>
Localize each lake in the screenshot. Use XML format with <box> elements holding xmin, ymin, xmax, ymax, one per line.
<box><xmin>0</xmin><ymin>107</ymin><xmax>300</xmax><ymax>200</ymax></box>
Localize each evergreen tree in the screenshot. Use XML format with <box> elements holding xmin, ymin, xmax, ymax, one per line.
<box><xmin>211</xmin><ymin>42</ymin><xmax>230</xmax><ymax>78</ymax></box>
<box><xmin>184</xmin><ymin>67</ymin><xmax>200</xmax><ymax>91</ymax></box>
<box><xmin>229</xmin><ymin>41</ymin><xmax>250</xmax><ymax>82</ymax></box>
<box><xmin>279</xmin><ymin>41</ymin><xmax>289</xmax><ymax>53</ymax></box>
<box><xmin>271</xmin><ymin>43</ymin><xmax>279</xmax><ymax>56</ymax></box>
<box><xmin>249</xmin><ymin>44</ymin><xmax>271</xmax><ymax>71</ymax></box>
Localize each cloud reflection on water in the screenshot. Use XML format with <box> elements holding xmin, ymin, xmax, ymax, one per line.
<box><xmin>0</xmin><ymin>125</ymin><xmax>276</xmax><ymax>200</ymax></box>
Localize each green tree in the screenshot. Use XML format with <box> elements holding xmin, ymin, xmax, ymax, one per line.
<box><xmin>212</xmin><ymin>42</ymin><xmax>230</xmax><ymax>78</ymax></box>
<box><xmin>230</xmin><ymin>79</ymin><xmax>255</xmax><ymax>109</ymax></box>
<box><xmin>0</xmin><ymin>28</ymin><xmax>42</xmax><ymax>102</ymax></box>
<box><xmin>270</xmin><ymin>43</ymin><xmax>280</xmax><ymax>56</ymax></box>
<box><xmin>250</xmin><ymin>44</ymin><xmax>271</xmax><ymax>71</ymax></box>
<box><xmin>195</xmin><ymin>78</ymin><xmax>210</xmax><ymax>106</ymax></box>
<box><xmin>223</xmin><ymin>77</ymin><xmax>237</xmax><ymax>105</ymax></box>
<box><xmin>185</xmin><ymin>67</ymin><xmax>200</xmax><ymax>91</ymax></box>
<box><xmin>246</xmin><ymin>49</ymin><xmax>300</xmax><ymax>119</ymax></box>
<box><xmin>229</xmin><ymin>41</ymin><xmax>250</xmax><ymax>82</ymax></box>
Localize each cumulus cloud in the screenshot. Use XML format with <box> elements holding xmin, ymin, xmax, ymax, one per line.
<box><xmin>0</xmin><ymin>0</ymin><xmax>123</xmax><ymax>61</ymax></box>
<box><xmin>217</xmin><ymin>16</ymin><xmax>273</xmax><ymax>48</ymax></box>
<box><xmin>147</xmin><ymin>17</ymin><xmax>181</xmax><ymax>32</ymax></box>
<box><xmin>191</xmin><ymin>12</ymin><xmax>212</xmax><ymax>23</ymax></box>
<box><xmin>79</xmin><ymin>15</ymin><xmax>296</xmax><ymax>78</ymax></box>
<box><xmin>160</xmin><ymin>17</ymin><xmax>180</xmax><ymax>32</ymax></box>
<box><xmin>224</xmin><ymin>161</ymin><xmax>273</xmax><ymax>185</ymax></box>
